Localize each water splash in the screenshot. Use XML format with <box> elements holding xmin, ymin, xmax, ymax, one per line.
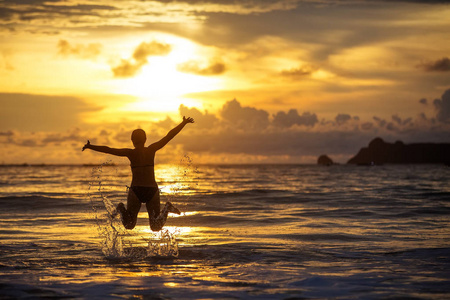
<box><xmin>87</xmin><ymin>161</ymin><xmax>127</xmax><ymax>258</ymax></box>
<box><xmin>163</xmin><ymin>154</ymin><xmax>199</xmax><ymax>199</ymax></box>
<box><xmin>147</xmin><ymin>229</ymin><xmax>179</xmax><ymax>257</ymax></box>
<box><xmin>87</xmin><ymin>160</ymin><xmax>187</xmax><ymax>259</ymax></box>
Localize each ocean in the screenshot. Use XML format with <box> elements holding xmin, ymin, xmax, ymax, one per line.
<box><xmin>0</xmin><ymin>162</ymin><xmax>449</xmax><ymax>299</ymax></box>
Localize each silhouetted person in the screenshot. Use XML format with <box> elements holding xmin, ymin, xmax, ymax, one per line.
<box><xmin>82</xmin><ymin>116</ymin><xmax>194</xmax><ymax>231</ymax></box>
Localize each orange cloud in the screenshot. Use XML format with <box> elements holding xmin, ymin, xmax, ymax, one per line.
<box><xmin>417</xmin><ymin>57</ymin><xmax>450</xmax><ymax>72</ymax></box>
<box><xmin>280</xmin><ymin>65</ymin><xmax>317</xmax><ymax>78</ymax></box>
<box><xmin>177</xmin><ymin>60</ymin><xmax>226</xmax><ymax>76</ymax></box>
<box><xmin>57</xmin><ymin>39</ymin><xmax>102</xmax><ymax>60</ymax></box>
<box><xmin>112</xmin><ymin>41</ymin><xmax>172</xmax><ymax>78</ymax></box>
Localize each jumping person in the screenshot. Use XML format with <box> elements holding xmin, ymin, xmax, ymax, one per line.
<box><xmin>82</xmin><ymin>116</ymin><xmax>194</xmax><ymax>231</ymax></box>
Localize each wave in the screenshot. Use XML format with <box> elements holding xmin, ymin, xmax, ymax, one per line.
<box><xmin>270</xmin><ymin>233</ymin><xmax>378</xmax><ymax>242</ymax></box>
<box><xmin>0</xmin><ymin>195</ymin><xmax>86</xmax><ymax>212</ymax></box>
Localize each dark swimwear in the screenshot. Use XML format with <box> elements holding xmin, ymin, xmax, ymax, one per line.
<box><xmin>130</xmin><ymin>186</ymin><xmax>158</xmax><ymax>203</ymax></box>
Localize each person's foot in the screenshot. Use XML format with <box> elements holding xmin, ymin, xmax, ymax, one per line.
<box><xmin>166</xmin><ymin>202</ymin><xmax>181</xmax><ymax>215</ymax></box>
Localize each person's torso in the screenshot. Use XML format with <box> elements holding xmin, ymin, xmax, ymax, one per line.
<box><xmin>129</xmin><ymin>147</ymin><xmax>157</xmax><ymax>187</ymax></box>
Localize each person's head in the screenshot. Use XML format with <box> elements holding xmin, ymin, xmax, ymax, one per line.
<box><xmin>131</xmin><ymin>129</ymin><xmax>146</xmax><ymax>147</ymax></box>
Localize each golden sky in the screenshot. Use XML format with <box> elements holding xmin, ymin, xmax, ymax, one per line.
<box><xmin>1</xmin><ymin>0</ymin><xmax>449</xmax><ymax>164</ymax></box>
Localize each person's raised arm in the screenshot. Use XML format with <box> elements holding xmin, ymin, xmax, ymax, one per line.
<box><xmin>151</xmin><ymin>116</ymin><xmax>194</xmax><ymax>150</ymax></box>
<box><xmin>82</xmin><ymin>140</ymin><xmax>131</xmax><ymax>157</ymax></box>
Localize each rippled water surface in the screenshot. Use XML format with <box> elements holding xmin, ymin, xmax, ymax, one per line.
<box><xmin>0</xmin><ymin>164</ymin><xmax>449</xmax><ymax>299</ymax></box>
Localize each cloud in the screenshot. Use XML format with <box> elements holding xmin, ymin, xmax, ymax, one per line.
<box><xmin>155</xmin><ymin>116</ymin><xmax>176</xmax><ymax>130</ymax></box>
<box><xmin>280</xmin><ymin>65</ymin><xmax>316</xmax><ymax>78</ymax></box>
<box><xmin>419</xmin><ymin>98</ymin><xmax>427</xmax><ymax>105</ymax></box>
<box><xmin>372</xmin><ymin>116</ymin><xmax>386</xmax><ymax>128</ymax></box>
<box><xmin>111</xmin><ymin>59</ymin><xmax>146</xmax><ymax>78</ymax></box>
<box><xmin>176</xmin><ymin>98</ymin><xmax>450</xmax><ymax>162</ymax></box>
<box><xmin>112</xmin><ymin>41</ymin><xmax>172</xmax><ymax>78</ymax></box>
<box><xmin>220</xmin><ymin>99</ymin><xmax>270</xmax><ymax>130</ymax></box>
<box><xmin>41</xmin><ymin>129</ymin><xmax>83</xmax><ymax>145</ymax></box>
<box><xmin>0</xmin><ymin>128</ymin><xmax>84</xmax><ymax>149</ymax></box>
<box><xmin>57</xmin><ymin>39</ymin><xmax>102</xmax><ymax>60</ymax></box>
<box><xmin>0</xmin><ymin>93</ymin><xmax>98</xmax><ymax>131</ymax></box>
<box><xmin>434</xmin><ymin>88</ymin><xmax>450</xmax><ymax>123</ymax></box>
<box><xmin>273</xmin><ymin>109</ymin><xmax>319</xmax><ymax>128</ymax></box>
<box><xmin>392</xmin><ymin>114</ymin><xmax>401</xmax><ymax>125</ymax></box>
<box><xmin>392</xmin><ymin>114</ymin><xmax>412</xmax><ymax>126</ymax></box>
<box><xmin>132</xmin><ymin>41</ymin><xmax>172</xmax><ymax>60</ymax></box>
<box><xmin>0</xmin><ymin>0</ymin><xmax>303</xmax><ymax>37</ymax></box>
<box><xmin>417</xmin><ymin>57</ymin><xmax>450</xmax><ymax>72</ymax></box>
<box><xmin>176</xmin><ymin>122</ymin><xmax>450</xmax><ymax>163</ymax></box>
<box><xmin>2</xmin><ymin>93</ymin><xmax>450</xmax><ymax>164</ymax></box>
<box><xmin>0</xmin><ymin>130</ymin><xmax>14</xmax><ymax>137</ymax></box>
<box><xmin>177</xmin><ymin>60</ymin><xmax>226</xmax><ymax>76</ymax></box>
<box><xmin>360</xmin><ymin>122</ymin><xmax>374</xmax><ymax>130</ymax></box>
<box><xmin>335</xmin><ymin>113</ymin><xmax>351</xmax><ymax>125</ymax></box>
<box><xmin>179</xmin><ymin>104</ymin><xmax>218</xmax><ymax>128</ymax></box>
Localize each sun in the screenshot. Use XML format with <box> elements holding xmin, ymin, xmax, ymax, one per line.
<box><xmin>115</xmin><ymin>36</ymin><xmax>224</xmax><ymax>113</ymax></box>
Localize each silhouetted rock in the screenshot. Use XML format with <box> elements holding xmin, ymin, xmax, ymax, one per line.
<box><xmin>347</xmin><ymin>138</ymin><xmax>450</xmax><ymax>165</ymax></box>
<box><xmin>318</xmin><ymin>155</ymin><xmax>333</xmax><ymax>166</ymax></box>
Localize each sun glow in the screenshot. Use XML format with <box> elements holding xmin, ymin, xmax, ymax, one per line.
<box><xmin>116</xmin><ymin>37</ymin><xmax>224</xmax><ymax>113</ymax></box>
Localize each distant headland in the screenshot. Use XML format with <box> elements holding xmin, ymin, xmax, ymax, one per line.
<box><xmin>347</xmin><ymin>137</ymin><xmax>450</xmax><ymax>165</ymax></box>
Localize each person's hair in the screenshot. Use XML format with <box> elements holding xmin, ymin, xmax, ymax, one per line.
<box><xmin>131</xmin><ymin>129</ymin><xmax>146</xmax><ymax>146</ymax></box>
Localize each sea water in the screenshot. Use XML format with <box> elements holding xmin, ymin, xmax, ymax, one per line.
<box><xmin>0</xmin><ymin>163</ymin><xmax>449</xmax><ymax>299</ymax></box>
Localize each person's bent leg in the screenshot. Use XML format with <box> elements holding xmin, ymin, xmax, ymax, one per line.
<box><xmin>118</xmin><ymin>189</ymin><xmax>141</xmax><ymax>229</ymax></box>
<box><xmin>146</xmin><ymin>191</ymin><xmax>162</xmax><ymax>231</ymax></box>
<box><xmin>147</xmin><ymin>191</ymin><xmax>180</xmax><ymax>232</ymax></box>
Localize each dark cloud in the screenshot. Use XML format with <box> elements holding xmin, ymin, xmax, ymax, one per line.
<box><xmin>176</xmin><ymin>125</ymin><xmax>450</xmax><ymax>161</ymax></box>
<box><xmin>1</xmin><ymin>0</ymin><xmax>447</xmax><ymax>38</ymax></box>
<box><xmin>2</xmin><ymin>93</ymin><xmax>450</xmax><ymax>163</ymax></box>
<box><xmin>155</xmin><ymin>0</ymin><xmax>427</xmax><ymax>4</ymax></box>
<box><xmin>57</xmin><ymin>39</ymin><xmax>102</xmax><ymax>59</ymax></box>
<box><xmin>392</xmin><ymin>114</ymin><xmax>412</xmax><ymax>126</ymax></box>
<box><xmin>273</xmin><ymin>109</ymin><xmax>318</xmax><ymax>128</ymax></box>
<box><xmin>433</xmin><ymin>88</ymin><xmax>450</xmax><ymax>123</ymax></box>
<box><xmin>373</xmin><ymin>116</ymin><xmax>387</xmax><ymax>128</ymax></box>
<box><xmin>16</xmin><ymin>139</ymin><xmax>39</xmax><ymax>147</ymax></box>
<box><xmin>387</xmin><ymin>0</ymin><xmax>450</xmax><ymax>3</ymax></box>
<box><xmin>335</xmin><ymin>113</ymin><xmax>351</xmax><ymax>125</ymax></box>
<box><xmin>361</xmin><ymin>122</ymin><xmax>374</xmax><ymax>130</ymax></box>
<box><xmin>0</xmin><ymin>130</ymin><xmax>14</xmax><ymax>137</ymax></box>
<box><xmin>0</xmin><ymin>1</ymin><xmax>116</xmax><ymax>21</ymax></box>
<box><xmin>177</xmin><ymin>60</ymin><xmax>226</xmax><ymax>76</ymax></box>
<box><xmin>419</xmin><ymin>98</ymin><xmax>427</xmax><ymax>105</ymax></box>
<box><xmin>112</xmin><ymin>41</ymin><xmax>172</xmax><ymax>78</ymax></box>
<box><xmin>418</xmin><ymin>57</ymin><xmax>450</xmax><ymax>72</ymax></box>
<box><xmin>0</xmin><ymin>93</ymin><xmax>98</xmax><ymax>131</ymax></box>
<box><xmin>41</xmin><ymin>129</ymin><xmax>82</xmax><ymax>144</ymax></box>
<box><xmin>386</xmin><ymin>122</ymin><xmax>397</xmax><ymax>131</ymax></box>
<box><xmin>0</xmin><ymin>128</ymin><xmax>85</xmax><ymax>148</ymax></box>
<box><xmin>392</xmin><ymin>114</ymin><xmax>402</xmax><ymax>125</ymax></box>
<box><xmin>220</xmin><ymin>99</ymin><xmax>269</xmax><ymax>130</ymax></box>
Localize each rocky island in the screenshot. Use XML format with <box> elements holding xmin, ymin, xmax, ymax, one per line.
<box><xmin>347</xmin><ymin>138</ymin><xmax>450</xmax><ymax>165</ymax></box>
<box><xmin>317</xmin><ymin>155</ymin><xmax>334</xmax><ymax>166</ymax></box>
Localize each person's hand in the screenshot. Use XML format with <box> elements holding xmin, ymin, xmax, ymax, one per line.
<box><xmin>82</xmin><ymin>140</ymin><xmax>91</xmax><ymax>151</ymax></box>
<box><xmin>183</xmin><ymin>116</ymin><xmax>195</xmax><ymax>124</ymax></box>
